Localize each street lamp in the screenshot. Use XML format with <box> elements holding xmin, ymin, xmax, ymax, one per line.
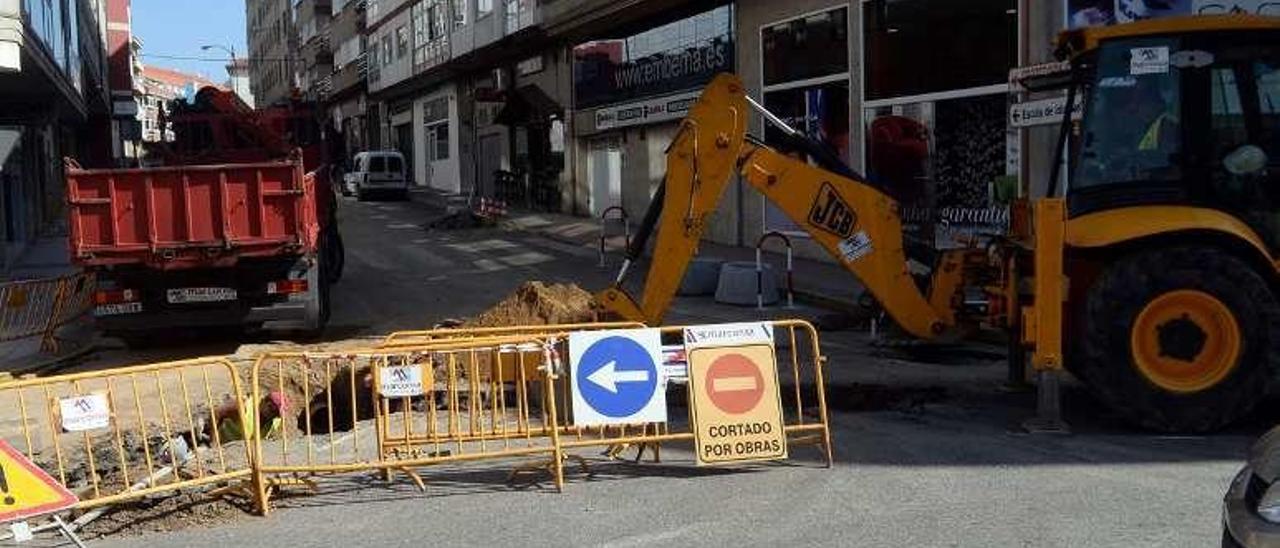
<box><xmin>200</xmin><ymin>44</ymin><xmax>237</xmax><ymax>61</ymax></box>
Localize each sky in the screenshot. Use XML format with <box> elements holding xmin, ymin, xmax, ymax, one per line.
<box><xmin>131</xmin><ymin>0</ymin><xmax>248</xmax><ymax>82</ymax></box>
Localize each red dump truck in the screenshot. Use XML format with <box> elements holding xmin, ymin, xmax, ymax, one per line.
<box><xmin>65</xmin><ymin>88</ymin><xmax>344</xmax><ymax>344</ymax></box>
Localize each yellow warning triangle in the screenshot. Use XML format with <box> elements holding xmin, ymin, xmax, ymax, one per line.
<box><xmin>0</xmin><ymin>440</ymin><xmax>78</xmax><ymax>524</ymax></box>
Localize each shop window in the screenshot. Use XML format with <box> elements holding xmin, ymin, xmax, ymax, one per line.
<box><xmin>863</xmin><ymin>0</ymin><xmax>1016</xmax><ymax>100</ymax></box>
<box><xmin>761</xmin><ymin>7</ymin><xmax>848</xmax><ymax>87</ymax></box>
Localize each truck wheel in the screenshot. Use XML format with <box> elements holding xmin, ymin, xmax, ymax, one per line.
<box><xmin>323</xmin><ymin>225</ymin><xmax>345</xmax><ymax>284</ymax></box>
<box><xmin>1076</xmin><ymin>246</ymin><xmax>1280</xmax><ymax>432</ymax></box>
<box><xmin>301</xmin><ymin>265</ymin><xmax>332</xmax><ymax>339</ymax></box>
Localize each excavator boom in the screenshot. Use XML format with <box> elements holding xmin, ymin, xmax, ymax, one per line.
<box><xmin>596</xmin><ymin>74</ymin><xmax>954</xmax><ymax>340</ymax></box>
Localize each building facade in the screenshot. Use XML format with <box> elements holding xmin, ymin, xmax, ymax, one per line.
<box><xmin>246</xmin><ymin>0</ymin><xmax>297</xmax><ymax>106</ymax></box>
<box><xmin>0</xmin><ymin>0</ymin><xmax>110</xmax><ymax>269</ymax></box>
<box><xmin>252</xmin><ymin>0</ymin><xmax>1261</xmax><ymax>261</ymax></box>
<box><xmin>294</xmin><ymin>0</ymin><xmax>334</xmax><ymax>100</ymax></box>
<box><xmin>225</xmin><ymin>57</ymin><xmax>255</xmax><ymax>108</ymax></box>
<box><xmin>326</xmin><ymin>0</ymin><xmax>368</xmax><ymax>163</ymax></box>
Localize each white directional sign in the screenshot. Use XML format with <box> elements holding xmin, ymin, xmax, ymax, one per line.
<box><xmin>569</xmin><ymin>328</ymin><xmax>667</xmax><ymax>426</ymax></box>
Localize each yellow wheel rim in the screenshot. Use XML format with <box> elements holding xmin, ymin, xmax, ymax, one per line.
<box><xmin>1131</xmin><ymin>289</ymin><xmax>1242</xmax><ymax>394</ymax></box>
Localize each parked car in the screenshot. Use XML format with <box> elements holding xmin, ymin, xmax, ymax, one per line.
<box><xmin>348</xmin><ymin>150</ymin><xmax>410</xmax><ymax>201</ymax></box>
<box><xmin>1223</xmin><ymin>426</ymin><xmax>1280</xmax><ymax>546</ymax></box>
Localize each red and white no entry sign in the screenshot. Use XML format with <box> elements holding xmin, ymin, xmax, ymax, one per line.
<box><xmin>705</xmin><ymin>353</ymin><xmax>765</xmax><ymax>415</ymax></box>
<box><xmin>687</xmin><ymin>342</ymin><xmax>787</xmax><ymax>465</ymax></box>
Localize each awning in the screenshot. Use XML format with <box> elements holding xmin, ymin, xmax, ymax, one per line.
<box><xmin>495</xmin><ymin>85</ymin><xmax>563</xmax><ymax>126</ymax></box>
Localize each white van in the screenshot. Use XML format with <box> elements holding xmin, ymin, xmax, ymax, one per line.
<box><xmin>347</xmin><ymin>151</ymin><xmax>409</xmax><ymax>201</ymax></box>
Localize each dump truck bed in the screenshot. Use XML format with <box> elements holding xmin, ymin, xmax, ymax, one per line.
<box><xmin>66</xmin><ymin>157</ymin><xmax>319</xmax><ymax>269</ymax></box>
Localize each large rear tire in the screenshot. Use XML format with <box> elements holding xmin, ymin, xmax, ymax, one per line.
<box><xmin>1075</xmin><ymin>246</ymin><xmax>1280</xmax><ymax>432</ymax></box>
<box><xmin>322</xmin><ymin>224</ymin><xmax>345</xmax><ymax>284</ymax></box>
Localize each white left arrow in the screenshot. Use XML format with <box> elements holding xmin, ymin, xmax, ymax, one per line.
<box><xmin>586</xmin><ymin>360</ymin><xmax>650</xmax><ymax>394</ymax></box>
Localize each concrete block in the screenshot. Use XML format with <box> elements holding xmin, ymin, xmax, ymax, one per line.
<box><xmin>678</xmin><ymin>257</ymin><xmax>725</xmax><ymax>296</ymax></box>
<box><xmin>716</xmin><ymin>261</ymin><xmax>779</xmax><ymax>306</ymax></box>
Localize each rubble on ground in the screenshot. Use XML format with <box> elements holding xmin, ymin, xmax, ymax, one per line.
<box><xmin>424</xmin><ymin>210</ymin><xmax>489</xmax><ymax>231</ymax></box>
<box><xmin>79</xmin><ymin>490</ymin><xmax>251</xmax><ymax>539</ymax></box>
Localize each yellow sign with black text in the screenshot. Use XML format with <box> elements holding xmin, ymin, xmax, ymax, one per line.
<box><xmin>687</xmin><ymin>343</ymin><xmax>787</xmax><ymax>465</ymax></box>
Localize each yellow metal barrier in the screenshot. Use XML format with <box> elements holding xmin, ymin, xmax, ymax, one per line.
<box><xmin>551</xmin><ymin>320</ymin><xmax>832</xmax><ymax>465</ymax></box>
<box><xmin>250</xmin><ymin>319</ymin><xmax>831</xmax><ymax>515</ymax></box>
<box><xmin>0</xmin><ymin>357</ymin><xmax>253</xmax><ymax>510</ymax></box>
<box><xmin>249</xmin><ymin>335</ymin><xmax>567</xmax><ymax>514</ymax></box>
<box><xmin>0</xmin><ymin>319</ymin><xmax>830</xmax><ymax>523</ymax></box>
<box><xmin>0</xmin><ymin>273</ymin><xmax>94</xmax><ymax>353</ymax></box>
<box><xmin>378</xmin><ymin>321</ymin><xmax>646</xmax><ymax>348</ymax></box>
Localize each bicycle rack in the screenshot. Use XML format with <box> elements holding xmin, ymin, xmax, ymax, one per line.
<box><xmin>599</xmin><ymin>206</ymin><xmax>631</xmax><ymax>268</ymax></box>
<box><xmin>756</xmin><ymin>231</ymin><xmax>794</xmax><ymax>309</ymax></box>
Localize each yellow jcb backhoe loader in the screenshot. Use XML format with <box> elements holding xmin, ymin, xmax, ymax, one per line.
<box><xmin>597</xmin><ymin>15</ymin><xmax>1280</xmax><ymax>432</ymax></box>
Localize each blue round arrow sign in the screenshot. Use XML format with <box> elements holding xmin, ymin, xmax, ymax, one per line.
<box><xmin>576</xmin><ymin>336</ymin><xmax>659</xmax><ymax>418</ymax></box>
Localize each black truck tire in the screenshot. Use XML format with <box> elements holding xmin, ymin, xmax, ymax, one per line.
<box><xmin>1075</xmin><ymin>246</ymin><xmax>1280</xmax><ymax>432</ymax></box>
<box><xmin>323</xmin><ymin>224</ymin><xmax>345</xmax><ymax>284</ymax></box>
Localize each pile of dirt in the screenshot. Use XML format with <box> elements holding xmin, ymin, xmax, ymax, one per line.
<box><xmin>79</xmin><ymin>490</ymin><xmax>252</xmax><ymax>539</ymax></box>
<box><xmin>466</xmin><ymin>281</ymin><xmax>600</xmax><ymax>328</ymax></box>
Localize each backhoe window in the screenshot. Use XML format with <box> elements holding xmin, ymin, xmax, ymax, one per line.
<box><xmin>1074</xmin><ymin>37</ymin><xmax>1183</xmax><ymax>190</ymax></box>
<box><xmin>1257</xmin><ymin>62</ymin><xmax>1280</xmax><ymax>160</ymax></box>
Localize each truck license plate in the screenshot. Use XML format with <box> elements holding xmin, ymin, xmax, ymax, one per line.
<box><xmin>167</xmin><ymin>287</ymin><xmax>237</xmax><ymax>304</ymax></box>
<box><xmin>94</xmin><ymin>302</ymin><xmax>142</xmax><ymax>316</ymax></box>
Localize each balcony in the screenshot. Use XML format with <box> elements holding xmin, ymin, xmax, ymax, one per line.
<box><xmin>331</xmin><ymin>57</ymin><xmax>366</xmax><ymax>96</ymax></box>
<box><xmin>315</xmin><ymin>74</ymin><xmax>333</xmax><ymax>99</ymax></box>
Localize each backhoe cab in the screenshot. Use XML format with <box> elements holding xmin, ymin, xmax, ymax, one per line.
<box><xmin>598</xmin><ymin>15</ymin><xmax>1280</xmax><ymax>432</ymax></box>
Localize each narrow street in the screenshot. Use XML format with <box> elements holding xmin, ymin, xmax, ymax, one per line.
<box><xmin>63</xmin><ymin>192</ymin><xmax>1267</xmax><ymax>548</ymax></box>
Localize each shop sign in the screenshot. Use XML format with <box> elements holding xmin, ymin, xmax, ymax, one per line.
<box><xmin>573</xmin><ymin>6</ymin><xmax>733</xmax><ymax>109</ymax></box>
<box><xmin>1009</xmin><ymin>96</ymin><xmax>1084</xmax><ymax>128</ymax></box>
<box><xmin>594</xmin><ymin>91</ymin><xmax>699</xmax><ymax>131</ymax></box>
<box><xmin>1067</xmin><ymin>0</ymin><xmax>1279</xmax><ymax>29</ymax></box>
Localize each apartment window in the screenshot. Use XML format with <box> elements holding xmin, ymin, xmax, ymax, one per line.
<box><xmin>477</xmin><ymin>0</ymin><xmax>492</xmax><ymax>17</ymax></box>
<box><xmin>412</xmin><ymin>1</ymin><xmax>428</xmax><ymax>67</ymax></box>
<box><xmin>452</xmin><ymin>0</ymin><xmax>467</xmax><ymax>27</ymax></box>
<box><xmin>428</xmin><ymin>2</ymin><xmax>443</xmax><ymax>40</ymax></box>
<box><xmin>433</xmin><ymin>123</ymin><xmax>450</xmax><ymax>160</ymax></box>
<box><xmin>382</xmin><ymin>34</ymin><xmax>392</xmax><ymax>65</ymax></box>
<box><xmin>397</xmin><ymin>25</ymin><xmax>409</xmax><ymax>58</ymax></box>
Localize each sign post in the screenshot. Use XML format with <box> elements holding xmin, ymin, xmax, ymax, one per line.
<box><xmin>685</xmin><ymin>323</ymin><xmax>787</xmax><ymax>465</ymax></box>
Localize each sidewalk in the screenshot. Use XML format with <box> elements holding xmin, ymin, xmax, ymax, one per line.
<box><xmin>408</xmin><ymin>188</ymin><xmax>865</xmax><ymax>311</ymax></box>
<box><xmin>0</xmin><ymin>235</ymin><xmax>96</xmax><ymax>378</ymax></box>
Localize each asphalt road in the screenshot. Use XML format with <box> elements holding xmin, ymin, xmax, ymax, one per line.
<box><xmin>74</xmin><ymin>192</ymin><xmax>1270</xmax><ymax>547</ymax></box>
